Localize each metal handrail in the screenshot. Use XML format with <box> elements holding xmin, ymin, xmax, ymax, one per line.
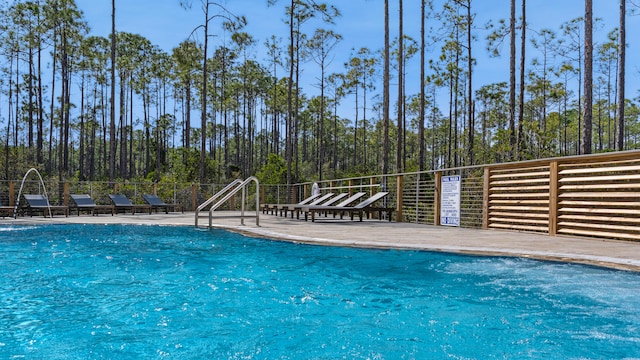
<box><xmin>194</xmin><ymin>179</ymin><xmax>243</xmax><ymax>227</ymax></box>
<box><xmin>194</xmin><ymin>176</ymin><xmax>260</xmax><ymax>228</ymax></box>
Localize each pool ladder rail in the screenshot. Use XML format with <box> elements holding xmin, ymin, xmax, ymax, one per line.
<box><xmin>194</xmin><ymin>176</ymin><xmax>260</xmax><ymax>228</ymax></box>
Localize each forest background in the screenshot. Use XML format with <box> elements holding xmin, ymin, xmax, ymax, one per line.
<box><xmin>0</xmin><ymin>0</ymin><xmax>638</xmax><ymax>189</ymax></box>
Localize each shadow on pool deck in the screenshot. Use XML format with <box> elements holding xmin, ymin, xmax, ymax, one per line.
<box><xmin>4</xmin><ymin>210</ymin><xmax>640</xmax><ymax>272</ymax></box>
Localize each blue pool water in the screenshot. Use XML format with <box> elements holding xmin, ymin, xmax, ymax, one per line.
<box><xmin>0</xmin><ymin>224</ymin><xmax>639</xmax><ymax>359</ymax></box>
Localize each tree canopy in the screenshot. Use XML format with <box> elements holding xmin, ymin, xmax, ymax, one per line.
<box><xmin>0</xmin><ymin>0</ymin><xmax>637</xmax><ymax>186</ymax></box>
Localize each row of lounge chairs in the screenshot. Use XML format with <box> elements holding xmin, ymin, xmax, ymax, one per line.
<box><xmin>262</xmin><ymin>191</ymin><xmax>394</xmax><ymax>222</ymax></box>
<box><xmin>7</xmin><ymin>193</ymin><xmax>182</xmax><ymax>218</ymax></box>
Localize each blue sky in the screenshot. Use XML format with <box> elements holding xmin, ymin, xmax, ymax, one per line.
<box><xmin>75</xmin><ymin>0</ymin><xmax>638</xmax><ymax>118</ymax></box>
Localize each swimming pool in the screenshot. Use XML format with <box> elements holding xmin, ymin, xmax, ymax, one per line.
<box><xmin>1</xmin><ymin>224</ymin><xmax>639</xmax><ymax>359</ymax></box>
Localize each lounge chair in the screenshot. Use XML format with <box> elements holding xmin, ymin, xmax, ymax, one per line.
<box><xmin>21</xmin><ymin>194</ymin><xmax>69</xmax><ymax>217</ymax></box>
<box><xmin>263</xmin><ymin>193</ymin><xmax>321</xmax><ymax>215</ymax></box>
<box><xmin>302</xmin><ymin>192</ymin><xmax>393</xmax><ymax>222</ymax></box>
<box><xmin>299</xmin><ymin>192</ymin><xmax>367</xmax><ymax>221</ymax></box>
<box><xmin>292</xmin><ymin>192</ymin><xmax>348</xmax><ymax>219</ymax></box>
<box><xmin>142</xmin><ymin>194</ymin><xmax>183</xmax><ymax>213</ymax></box>
<box><xmin>69</xmin><ymin>194</ymin><xmax>114</xmax><ymax>216</ymax></box>
<box><xmin>281</xmin><ymin>192</ymin><xmax>334</xmax><ymax>218</ymax></box>
<box><xmin>108</xmin><ymin>194</ymin><xmax>152</xmax><ymax>215</ymax></box>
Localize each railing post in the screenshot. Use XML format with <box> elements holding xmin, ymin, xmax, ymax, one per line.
<box><xmin>191</xmin><ymin>184</ymin><xmax>197</xmax><ymax>211</ymax></box>
<box><xmin>396</xmin><ymin>174</ymin><xmax>403</xmax><ymax>222</ymax></box>
<box><xmin>370</xmin><ymin>177</ymin><xmax>375</xmax><ymax>196</ymax></box>
<box><xmin>434</xmin><ymin>171</ymin><xmax>442</xmax><ymax>226</ymax></box>
<box><xmin>63</xmin><ymin>182</ymin><xmax>69</xmax><ymax>206</ymax></box>
<box><xmin>549</xmin><ymin>161</ymin><xmax>559</xmax><ymax>236</ymax></box>
<box><xmin>482</xmin><ymin>167</ymin><xmax>490</xmax><ymax>229</ymax></box>
<box><xmin>8</xmin><ymin>181</ymin><xmax>14</xmax><ymax>207</ymax></box>
<box><xmin>349</xmin><ymin>179</ymin><xmax>355</xmax><ymax>195</ymax></box>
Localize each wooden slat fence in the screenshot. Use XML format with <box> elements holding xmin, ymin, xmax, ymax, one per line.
<box><xmin>484</xmin><ymin>162</ymin><xmax>551</xmax><ymax>233</ymax></box>
<box><xmin>484</xmin><ymin>150</ymin><xmax>640</xmax><ymax>241</ymax></box>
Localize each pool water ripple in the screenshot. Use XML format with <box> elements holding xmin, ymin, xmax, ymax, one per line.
<box><xmin>0</xmin><ymin>224</ymin><xmax>639</xmax><ymax>359</ymax></box>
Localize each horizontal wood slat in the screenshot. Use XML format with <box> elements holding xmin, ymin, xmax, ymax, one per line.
<box><xmin>560</xmin><ymin>183</ymin><xmax>640</xmax><ymax>190</ymax></box>
<box><xmin>558</xmin><ymin>214</ymin><xmax>640</xmax><ymax>223</ymax></box>
<box><xmin>491</xmin><ymin>211</ymin><xmax>549</xmax><ymax>219</ymax></box>
<box><xmin>490</xmin><ymin>192</ymin><xmax>549</xmax><ymax>198</ymax></box>
<box><xmin>490</xmin><ymin>178</ymin><xmax>549</xmax><ymax>186</ymax></box>
<box><xmin>558</xmin><ymin>174</ymin><xmax>640</xmax><ymax>183</ymax></box>
<box><xmin>491</xmin><ymin>185</ymin><xmax>550</xmax><ymax>192</ymax></box>
<box><xmin>558</xmin><ymin>164</ymin><xmax>640</xmax><ymax>175</ymax></box>
<box><xmin>489</xmin><ymin>223</ymin><xmax>549</xmax><ymax>232</ymax></box>
<box><xmin>559</xmin><ymin>192</ymin><xmax>640</xmax><ymax>198</ymax></box>
<box><xmin>489</xmin><ymin>205</ymin><xmax>550</xmax><ymax>212</ymax></box>
<box><xmin>559</xmin><ymin>200</ymin><xmax>640</xmax><ymax>207</ymax></box>
<box><xmin>558</xmin><ymin>221</ymin><xmax>640</xmax><ymax>233</ymax></box>
<box><xmin>490</xmin><ymin>217</ymin><xmax>549</xmax><ymax>225</ymax></box>
<box><xmin>557</xmin><ymin>228</ymin><xmax>640</xmax><ymax>241</ymax></box>
<box><xmin>489</xmin><ymin>199</ymin><xmax>549</xmax><ymax>205</ymax></box>
<box><xmin>490</xmin><ymin>170</ymin><xmax>550</xmax><ymax>179</ymax></box>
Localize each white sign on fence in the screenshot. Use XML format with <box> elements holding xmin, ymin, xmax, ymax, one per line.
<box><xmin>440</xmin><ymin>175</ymin><xmax>461</xmax><ymax>227</ymax></box>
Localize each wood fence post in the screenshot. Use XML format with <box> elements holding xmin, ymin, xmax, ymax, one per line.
<box><xmin>396</xmin><ymin>175</ymin><xmax>403</xmax><ymax>222</ymax></box>
<box><xmin>63</xmin><ymin>182</ymin><xmax>69</xmax><ymax>206</ymax></box>
<box><xmin>549</xmin><ymin>161</ymin><xmax>559</xmax><ymax>236</ymax></box>
<box><xmin>482</xmin><ymin>167</ymin><xmax>490</xmax><ymax>229</ymax></box>
<box><xmin>434</xmin><ymin>171</ymin><xmax>442</xmax><ymax>226</ymax></box>
<box><xmin>191</xmin><ymin>184</ymin><xmax>197</xmax><ymax>211</ymax></box>
<box><xmin>9</xmin><ymin>181</ymin><xmax>14</xmax><ymax>207</ymax></box>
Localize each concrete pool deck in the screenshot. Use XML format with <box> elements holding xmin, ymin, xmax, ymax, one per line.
<box><xmin>4</xmin><ymin>211</ymin><xmax>640</xmax><ymax>272</ymax></box>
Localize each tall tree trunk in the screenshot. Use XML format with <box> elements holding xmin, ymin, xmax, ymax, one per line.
<box><xmin>294</xmin><ymin>30</ymin><xmax>301</xmax><ymax>179</ymax></box>
<box><xmin>48</xmin><ymin>42</ymin><xmax>56</xmax><ymax>173</ymax></box>
<box><xmin>382</xmin><ymin>0</ymin><xmax>390</xmax><ymax>176</ymax></box>
<box><xmin>466</xmin><ymin>0</ymin><xmax>474</xmax><ymax>166</ymax></box>
<box><xmin>517</xmin><ymin>0</ymin><xmax>526</xmax><ymax>159</ymax></box>
<box><xmin>109</xmin><ymin>0</ymin><xmax>117</xmax><ymax>182</ymax></box>
<box><xmin>36</xmin><ymin>0</ymin><xmax>44</xmax><ymax>165</ymax></box>
<box><xmin>418</xmin><ymin>0</ymin><xmax>425</xmax><ymax>171</ymax></box>
<box><xmin>185</xmin><ymin>84</ymin><xmax>191</xmax><ymax>148</ymax></box>
<box><xmin>79</xmin><ymin>71</ymin><xmax>86</xmax><ymax>180</ymax></box>
<box><xmin>28</xmin><ymin>47</ymin><xmax>34</xmax><ymax>156</ymax></box>
<box><xmin>199</xmin><ymin>3</ymin><xmax>209</xmax><ymax>184</ymax></box>
<box><xmin>396</xmin><ymin>0</ymin><xmax>404</xmax><ymax>173</ymax></box>
<box><xmin>319</xmin><ymin>64</ymin><xmax>325</xmax><ymax>180</ymax></box>
<box><xmin>5</xmin><ymin>55</ymin><xmax>14</xmax><ymax>180</ymax></box>
<box><xmin>509</xmin><ymin>0</ymin><xmax>517</xmax><ymax>159</ymax></box>
<box><xmin>286</xmin><ymin>0</ymin><xmax>295</xmax><ymax>195</ymax></box>
<box><xmin>453</xmin><ymin>29</ymin><xmax>459</xmax><ymax>168</ymax></box>
<box><xmin>582</xmin><ymin>0</ymin><xmax>593</xmax><ymax>154</ymax></box>
<box><xmin>353</xmin><ymin>86</ymin><xmax>358</xmax><ymax>168</ymax></box>
<box><xmin>145</xmin><ymin>92</ymin><xmax>151</xmax><ymax>175</ymax></box>
<box><xmin>616</xmin><ymin>0</ymin><xmax>625</xmax><ymax>151</ymax></box>
<box><xmin>37</xmin><ymin>36</ymin><xmax>44</xmax><ymax>165</ymax></box>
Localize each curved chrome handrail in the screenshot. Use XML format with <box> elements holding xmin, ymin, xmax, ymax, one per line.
<box><xmin>194</xmin><ymin>179</ymin><xmax>243</xmax><ymax>227</ymax></box>
<box><xmin>15</xmin><ymin>168</ymin><xmax>53</xmax><ymax>219</ymax></box>
<box><xmin>207</xmin><ymin>176</ymin><xmax>259</xmax><ymax>228</ymax></box>
<box><xmin>194</xmin><ymin>177</ymin><xmax>260</xmax><ymax>228</ymax></box>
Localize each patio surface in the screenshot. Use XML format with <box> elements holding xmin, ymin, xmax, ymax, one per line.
<box><xmin>4</xmin><ymin>210</ymin><xmax>640</xmax><ymax>272</ymax></box>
